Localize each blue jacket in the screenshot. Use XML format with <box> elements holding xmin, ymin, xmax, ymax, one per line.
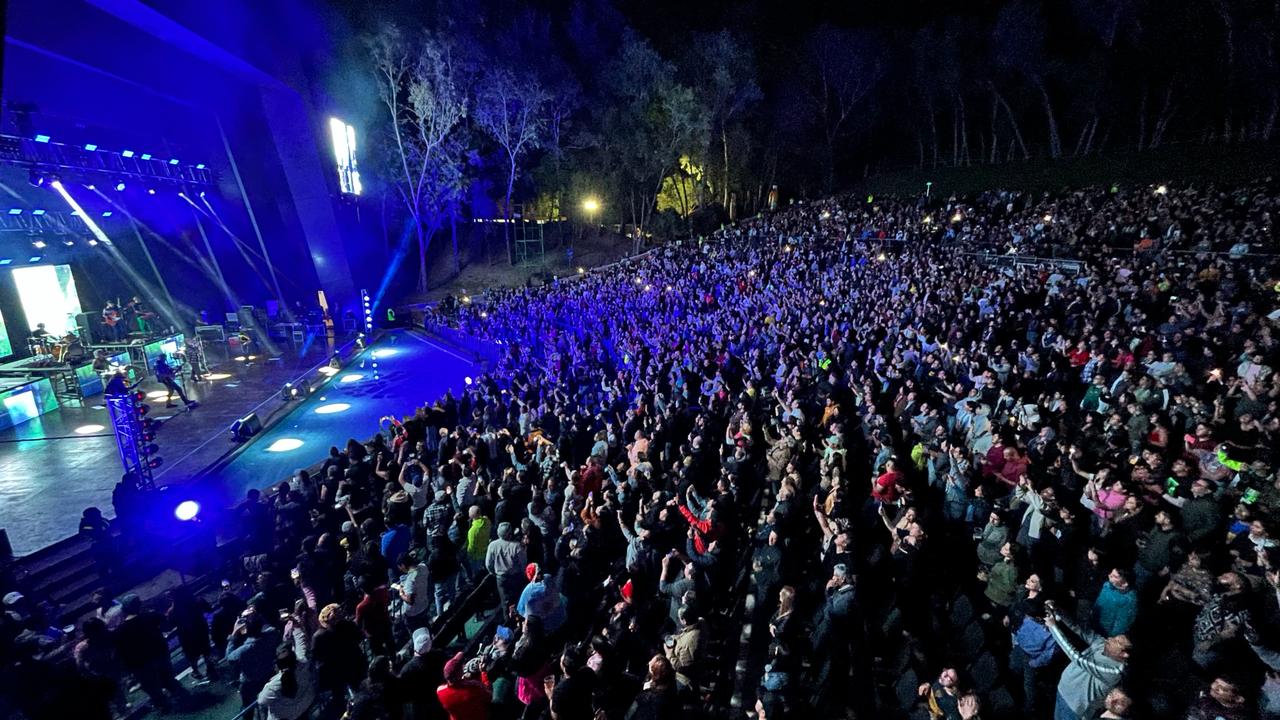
<box><xmin>1013</xmin><ymin>617</ymin><xmax>1057</xmax><ymax>667</ymax></box>
<box><xmin>381</xmin><ymin>525</ymin><xmax>412</xmax><ymax>565</ymax></box>
<box><xmin>1093</xmin><ymin>582</ymin><xmax>1137</xmax><ymax>636</ymax></box>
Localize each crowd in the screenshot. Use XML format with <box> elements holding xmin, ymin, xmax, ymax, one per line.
<box><xmin>5</xmin><ymin>178</ymin><xmax>1280</xmax><ymax>720</ymax></box>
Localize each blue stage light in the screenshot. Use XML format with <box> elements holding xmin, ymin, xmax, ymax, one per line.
<box><xmin>28</xmin><ymin>256</ymin><xmax>41</xmax><ymax>263</ymax></box>
<box><xmin>122</xmin><ymin>150</ymin><xmax>134</xmax><ymax>158</ymax></box>
<box><xmin>115</xmin><ymin>182</ymin><xmax>126</xmax><ymax>191</ymax></box>
<box><xmin>31</xmin><ymin>210</ymin><xmax>44</xmax><ymax>216</ymax></box>
<box><xmin>147</xmin><ymin>189</ymin><xmax>156</xmax><ymax>195</ymax></box>
<box><xmin>140</xmin><ymin>153</ymin><xmax>152</xmax><ymax>160</ymax></box>
<box><xmin>0</xmin><ymin>259</ymin><xmax>11</xmax><ymax>266</ymax></box>
<box><xmin>102</xmin><ymin>211</ymin><xmax>113</xmax><ymax>217</ymax></box>
<box><xmin>34</xmin><ymin>134</ymin><xmax>50</xmax><ymax>143</ymax></box>
<box><xmin>7</xmin><ymin>209</ymin><xmax>20</xmax><ymax>215</ymax></box>
<box><xmin>340</xmin><ymin>373</ymin><xmax>363</xmax><ymax>384</ymax></box>
<box><xmin>196</xmin><ymin>164</ymin><xmax>206</xmax><ymax>169</ymax></box>
<box><xmin>169</xmin><ymin>159</ymin><xmax>179</xmax><ymax>165</ymax></box>
<box><xmin>174</xmin><ymin>501</ymin><xmax>200</xmax><ymax>521</ymax></box>
<box><xmin>465</xmin><ymin>376</ymin><xmax>473</xmax><ymax>385</ymax></box>
<box><xmin>372</xmin><ymin>348</ymin><xmax>397</xmax><ymax>358</ymax></box>
<box><xmin>84</xmin><ymin>144</ymin><xmax>97</xmax><ymax>151</ymax></box>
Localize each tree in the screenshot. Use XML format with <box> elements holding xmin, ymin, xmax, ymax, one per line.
<box><xmin>686</xmin><ymin>31</ymin><xmax>762</xmax><ymax>209</ymax></box>
<box><xmin>598</xmin><ymin>32</ymin><xmax>709</xmax><ymax>251</ymax></box>
<box><xmin>368</xmin><ymin>25</ymin><xmax>469</xmax><ymax>291</ymax></box>
<box><xmin>475</xmin><ymin>69</ymin><xmax>549</xmax><ymax>264</ymax></box>
<box><xmin>800</xmin><ymin>26</ymin><xmax>885</xmax><ymax>193</ymax></box>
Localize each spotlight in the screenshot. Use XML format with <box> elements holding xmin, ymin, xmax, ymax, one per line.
<box><xmin>121</xmin><ymin>150</ymin><xmax>134</xmax><ymax>158</ymax></box>
<box><xmin>147</xmin><ymin>189</ymin><xmax>156</xmax><ymax>195</ymax></box>
<box><xmin>28</xmin><ymin>256</ymin><xmax>42</xmax><ymax>263</ymax></box>
<box><xmin>88</xmin><ymin>239</ymin><xmax>98</xmax><ymax>247</ymax></box>
<box><xmin>28</xmin><ymin>170</ymin><xmax>46</xmax><ymax>188</ymax></box>
<box><xmin>199</xmin><ymin>191</ymin><xmax>206</xmax><ymax>198</ymax></box>
<box><xmin>140</xmin><ymin>154</ymin><xmax>152</xmax><ymax>161</ymax></box>
<box><xmin>174</xmin><ymin>501</ymin><xmax>200</xmax><ymax>521</ymax></box>
<box><xmin>32</xmin><ymin>240</ymin><xmax>46</xmax><ymax>249</ymax></box>
<box><xmin>63</xmin><ymin>240</ymin><xmax>75</xmax><ymax>247</ymax></box>
<box><xmin>267</xmin><ymin>438</ymin><xmax>304</xmax><ymax>452</ymax></box>
<box><xmin>0</xmin><ymin>259</ymin><xmax>10</xmax><ymax>266</ymax></box>
<box><xmin>84</xmin><ymin>144</ymin><xmax>97</xmax><ymax>151</ymax></box>
<box><xmin>196</xmin><ymin>164</ymin><xmax>206</xmax><ymax>170</ymax></box>
<box><xmin>115</xmin><ymin>182</ymin><xmax>126</xmax><ymax>191</ymax></box>
<box><xmin>464</xmin><ymin>376</ymin><xmax>473</xmax><ymax>385</ymax></box>
<box><xmin>31</xmin><ymin>209</ymin><xmax>45</xmax><ymax>216</ymax></box>
<box><xmin>86</xmin><ymin>184</ymin><xmax>95</xmax><ymax>190</ymax></box>
<box><xmin>168</xmin><ymin>159</ymin><xmax>179</xmax><ymax>165</ymax></box>
<box><xmin>7</xmin><ymin>209</ymin><xmax>21</xmax><ymax>215</ymax></box>
<box><xmin>34</xmin><ymin>134</ymin><xmax>50</xmax><ymax>143</ymax></box>
<box><xmin>1155</xmin><ymin>185</ymin><xmax>1168</xmax><ymax>195</ymax></box>
<box><xmin>102</xmin><ymin>211</ymin><xmax>112</xmax><ymax>217</ymax></box>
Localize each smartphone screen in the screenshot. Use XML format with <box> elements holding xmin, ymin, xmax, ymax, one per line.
<box><xmin>1166</xmin><ymin>477</ymin><xmax>1179</xmax><ymax>495</ymax></box>
<box><xmin>1243</xmin><ymin>488</ymin><xmax>1261</xmax><ymax>505</ymax></box>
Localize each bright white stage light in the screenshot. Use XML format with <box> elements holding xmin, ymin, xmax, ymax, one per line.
<box><xmin>267</xmin><ymin>438</ymin><xmax>304</xmax><ymax>452</ymax></box>
<box><xmin>314</xmin><ymin>403</ymin><xmax>351</xmax><ymax>415</ymax></box>
<box><xmin>206</xmin><ymin>373</ymin><xmax>231</xmax><ymax>380</ymax></box>
<box><xmin>174</xmin><ymin>501</ymin><xmax>200</xmax><ymax>521</ymax></box>
<box><xmin>372</xmin><ymin>348</ymin><xmax>398</xmax><ymax>358</ymax></box>
<box><xmin>147</xmin><ymin>390</ymin><xmax>170</xmax><ymax>399</ymax></box>
<box><xmin>340</xmin><ymin>373</ymin><xmax>363</xmax><ymax>383</ymax></box>
<box><xmin>74</xmin><ymin>424</ymin><xmax>105</xmax><ymax>434</ymax></box>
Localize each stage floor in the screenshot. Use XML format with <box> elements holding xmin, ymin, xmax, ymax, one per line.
<box><xmin>0</xmin><ymin>330</ymin><xmax>476</xmax><ymax>556</ymax></box>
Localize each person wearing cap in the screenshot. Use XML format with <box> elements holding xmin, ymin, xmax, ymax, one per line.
<box><xmin>486</xmin><ymin>521</ymin><xmax>529</xmax><ymax>611</ymax></box>
<box><xmin>398</xmin><ymin>627</ymin><xmax>448</xmax><ymax>720</ymax></box>
<box><xmin>437</xmin><ymin>650</ymin><xmax>491</xmax><ymax>720</ymax></box>
<box><xmin>423</xmin><ymin>489</ymin><xmax>455</xmax><ymax>538</ymax></box>
<box><xmin>664</xmin><ymin>605</ymin><xmax>707</xmax><ymax>690</ymax></box>
<box><xmin>517</xmin><ymin>563</ymin><xmax>566</xmax><ymax>635</ymax></box>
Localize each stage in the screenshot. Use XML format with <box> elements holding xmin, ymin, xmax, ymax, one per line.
<box><xmin>0</xmin><ymin>329</ymin><xmax>478</xmax><ymax>556</ymax></box>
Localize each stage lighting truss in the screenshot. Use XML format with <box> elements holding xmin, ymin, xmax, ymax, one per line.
<box><xmin>0</xmin><ymin>211</ymin><xmax>86</xmax><ymax>237</ymax></box>
<box><xmin>0</xmin><ymin>133</ymin><xmax>215</xmax><ymax>188</ymax></box>
<box><xmin>104</xmin><ymin>391</ymin><xmax>162</xmax><ymax>491</ymax></box>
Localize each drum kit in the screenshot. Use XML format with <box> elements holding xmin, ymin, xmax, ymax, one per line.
<box><xmin>26</xmin><ymin>332</ymin><xmax>85</xmax><ymax>367</ymax></box>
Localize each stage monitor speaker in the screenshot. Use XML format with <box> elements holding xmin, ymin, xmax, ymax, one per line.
<box><xmin>75</xmin><ymin>312</ymin><xmax>98</xmax><ymax>342</ymax></box>
<box><xmin>236</xmin><ymin>307</ymin><xmax>256</xmax><ymax>333</ymax></box>
<box><xmin>195</xmin><ymin>324</ymin><xmax>225</xmax><ymax>344</ymax></box>
<box><xmin>229</xmin><ymin>412</ymin><xmax>262</xmax><ymax>441</ymax></box>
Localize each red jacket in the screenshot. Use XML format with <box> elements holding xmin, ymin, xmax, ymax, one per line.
<box><xmin>437</xmin><ymin>678</ymin><xmax>491</xmax><ymax>720</ymax></box>
<box><xmin>679</xmin><ymin>504</ymin><xmax>722</xmax><ymax>553</ymax></box>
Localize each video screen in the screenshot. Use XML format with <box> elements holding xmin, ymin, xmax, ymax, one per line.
<box><xmin>11</xmin><ymin>264</ymin><xmax>84</xmax><ymax>337</ymax></box>
<box><xmin>0</xmin><ymin>307</ymin><xmax>11</xmax><ymax>358</ymax></box>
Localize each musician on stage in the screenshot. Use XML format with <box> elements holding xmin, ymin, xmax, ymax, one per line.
<box><xmin>102</xmin><ymin>301</ymin><xmax>124</xmax><ymax>342</ymax></box>
<box><xmin>126</xmin><ymin>296</ymin><xmax>155</xmax><ymax>335</ymax></box>
<box><xmin>92</xmin><ymin>349</ymin><xmax>112</xmax><ymax>374</ymax></box>
<box><xmin>154</xmin><ymin>356</ymin><xmax>198</xmax><ymax>410</ymax></box>
<box><xmin>183</xmin><ymin>335</ymin><xmax>207</xmax><ymax>381</ymax></box>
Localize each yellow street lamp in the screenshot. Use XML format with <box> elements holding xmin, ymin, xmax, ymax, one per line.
<box><xmin>582</xmin><ymin>197</ymin><xmax>600</xmax><ymax>214</ymax></box>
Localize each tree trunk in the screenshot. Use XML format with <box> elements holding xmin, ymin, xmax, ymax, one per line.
<box><xmin>721</xmin><ymin>126</ymin><xmax>731</xmax><ymax>209</ymax></box>
<box><xmin>951</xmin><ymin>102</ymin><xmax>959</xmax><ymax>167</ymax></box>
<box><xmin>990</xmin><ymin>92</ymin><xmax>999</xmax><ymax>164</ymax></box>
<box><xmin>505</xmin><ymin>158</ymin><xmax>516</xmax><ymax>265</ymax></box>
<box><xmin>990</xmin><ymin>85</ymin><xmax>1029</xmax><ymax>160</ymax></box>
<box><xmin>1151</xmin><ymin>86</ymin><xmax>1177</xmax><ymax>149</ymax></box>
<box><xmin>1037</xmin><ymin>81</ymin><xmax>1062</xmax><ymax>158</ymax></box>
<box><xmin>957</xmin><ymin>93</ymin><xmax>970</xmax><ymax>166</ymax></box>
<box><xmin>929</xmin><ymin>99</ymin><xmax>939</xmax><ymax>169</ymax></box>
<box><xmin>416</xmin><ymin>222</ymin><xmax>429</xmax><ymax>293</ymax></box>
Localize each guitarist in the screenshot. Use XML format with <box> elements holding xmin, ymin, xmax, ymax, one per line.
<box><xmin>102</xmin><ymin>300</ymin><xmax>124</xmax><ymax>342</ymax></box>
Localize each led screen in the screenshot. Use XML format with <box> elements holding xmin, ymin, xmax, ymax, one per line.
<box><xmin>329</xmin><ymin>117</ymin><xmax>362</xmax><ymax>195</ymax></box>
<box><xmin>0</xmin><ymin>307</ymin><xmax>11</xmax><ymax>358</ymax></box>
<box><xmin>12</xmin><ymin>264</ymin><xmax>83</xmax><ymax>336</ymax></box>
